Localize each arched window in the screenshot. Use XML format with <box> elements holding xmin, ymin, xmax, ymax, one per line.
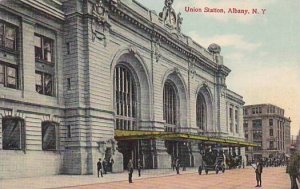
<box><xmin>163</xmin><ymin>81</ymin><xmax>177</xmax><ymax>126</ymax></box>
<box><xmin>196</xmin><ymin>93</ymin><xmax>206</xmax><ymax>130</ymax></box>
<box><xmin>2</xmin><ymin>117</ymin><xmax>25</xmax><ymax>150</ymax></box>
<box><xmin>114</xmin><ymin>65</ymin><xmax>137</xmax><ymax>130</ymax></box>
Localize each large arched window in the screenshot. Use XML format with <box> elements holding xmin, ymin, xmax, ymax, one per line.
<box><xmin>196</xmin><ymin>93</ymin><xmax>207</xmax><ymax>130</ymax></box>
<box><xmin>114</xmin><ymin>65</ymin><xmax>137</xmax><ymax>130</ymax></box>
<box><xmin>163</xmin><ymin>81</ymin><xmax>177</xmax><ymax>126</ymax></box>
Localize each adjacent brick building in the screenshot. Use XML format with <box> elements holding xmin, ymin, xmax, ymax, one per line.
<box><xmin>243</xmin><ymin>104</ymin><xmax>291</xmax><ymax>161</ymax></box>
<box><xmin>0</xmin><ymin>0</ymin><xmax>248</xmax><ymax>178</ymax></box>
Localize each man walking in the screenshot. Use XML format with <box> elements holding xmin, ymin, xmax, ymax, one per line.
<box><xmin>137</xmin><ymin>158</ymin><xmax>142</xmax><ymax>177</ymax></box>
<box><xmin>175</xmin><ymin>158</ymin><xmax>180</xmax><ymax>174</ymax></box>
<box><xmin>255</xmin><ymin>159</ymin><xmax>263</xmax><ymax>187</ymax></box>
<box><xmin>288</xmin><ymin>145</ymin><xmax>300</xmax><ymax>189</ymax></box>
<box><xmin>97</xmin><ymin>158</ymin><xmax>103</xmax><ymax>178</ymax></box>
<box><xmin>127</xmin><ymin>159</ymin><xmax>134</xmax><ymax>183</ymax></box>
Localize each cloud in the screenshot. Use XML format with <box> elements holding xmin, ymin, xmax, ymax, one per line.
<box><xmin>174</xmin><ymin>0</ymin><xmax>276</xmax><ymax>23</ymax></box>
<box><xmin>188</xmin><ymin>31</ymin><xmax>261</xmax><ymax>52</ymax></box>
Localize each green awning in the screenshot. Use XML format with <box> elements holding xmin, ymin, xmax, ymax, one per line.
<box><xmin>114</xmin><ymin>130</ymin><xmax>258</xmax><ymax>147</ymax></box>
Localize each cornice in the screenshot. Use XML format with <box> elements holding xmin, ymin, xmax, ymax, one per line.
<box><xmin>19</xmin><ymin>0</ymin><xmax>65</xmax><ymax>21</ymax></box>
<box><xmin>107</xmin><ymin>1</ymin><xmax>221</xmax><ymax>74</ymax></box>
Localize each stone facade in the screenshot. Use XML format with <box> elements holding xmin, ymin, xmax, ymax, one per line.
<box><xmin>243</xmin><ymin>104</ymin><xmax>291</xmax><ymax>161</ymax></box>
<box><xmin>0</xmin><ymin>0</ymin><xmax>245</xmax><ymax>178</ymax></box>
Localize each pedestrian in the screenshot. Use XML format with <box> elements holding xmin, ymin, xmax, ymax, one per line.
<box><xmin>137</xmin><ymin>158</ymin><xmax>142</xmax><ymax>177</ymax></box>
<box><xmin>175</xmin><ymin>158</ymin><xmax>180</xmax><ymax>174</ymax></box>
<box><xmin>172</xmin><ymin>158</ymin><xmax>176</xmax><ymax>171</ymax></box>
<box><xmin>103</xmin><ymin>159</ymin><xmax>107</xmax><ymax>174</ymax></box>
<box><xmin>97</xmin><ymin>158</ymin><xmax>103</xmax><ymax>178</ymax></box>
<box><xmin>287</xmin><ymin>145</ymin><xmax>300</xmax><ymax>189</ymax></box>
<box><xmin>255</xmin><ymin>159</ymin><xmax>263</xmax><ymax>187</ymax></box>
<box><xmin>127</xmin><ymin>159</ymin><xmax>134</xmax><ymax>183</ymax></box>
<box><xmin>110</xmin><ymin>158</ymin><xmax>114</xmax><ymax>172</ymax></box>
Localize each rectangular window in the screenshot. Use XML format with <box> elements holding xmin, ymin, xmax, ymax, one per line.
<box><xmin>270</xmin><ymin>141</ymin><xmax>274</xmax><ymax>149</ymax></box>
<box><xmin>0</xmin><ymin>21</ymin><xmax>17</xmax><ymax>50</ymax></box>
<box><xmin>2</xmin><ymin>117</ymin><xmax>25</xmax><ymax>150</ymax></box>
<box><xmin>42</xmin><ymin>122</ymin><xmax>58</xmax><ymax>151</ymax></box>
<box><xmin>252</xmin><ymin>108</ymin><xmax>255</xmax><ymax>114</ymax></box>
<box><xmin>66</xmin><ymin>125</ymin><xmax>71</xmax><ymax>138</ymax></box>
<box><xmin>258</xmin><ymin>107</ymin><xmax>262</xmax><ymax>113</ymax></box>
<box><xmin>0</xmin><ymin>62</ymin><xmax>17</xmax><ymax>89</ymax></box>
<box><xmin>269</xmin><ymin>119</ymin><xmax>273</xmax><ymax>126</ymax></box>
<box><xmin>252</xmin><ymin>119</ymin><xmax>262</xmax><ymax>129</ymax></box>
<box><xmin>34</xmin><ymin>34</ymin><xmax>54</xmax><ymax>63</ymax></box>
<box><xmin>35</xmin><ymin>71</ymin><xmax>53</xmax><ymax>96</ymax></box>
<box><xmin>243</xmin><ymin>120</ymin><xmax>248</xmax><ymax>129</ymax></box>
<box><xmin>270</xmin><ymin>129</ymin><xmax>273</xmax><ymax>136</ymax></box>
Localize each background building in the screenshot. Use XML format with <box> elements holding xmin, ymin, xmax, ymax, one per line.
<box><xmin>0</xmin><ymin>0</ymin><xmax>250</xmax><ymax>178</ymax></box>
<box><xmin>243</xmin><ymin>104</ymin><xmax>291</xmax><ymax>162</ymax></box>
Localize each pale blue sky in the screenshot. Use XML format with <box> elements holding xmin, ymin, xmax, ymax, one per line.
<box><xmin>137</xmin><ymin>0</ymin><xmax>300</xmax><ymax>135</ymax></box>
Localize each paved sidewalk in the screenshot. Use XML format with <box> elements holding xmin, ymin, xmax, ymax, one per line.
<box><xmin>0</xmin><ymin>167</ymin><xmax>198</xmax><ymax>189</ymax></box>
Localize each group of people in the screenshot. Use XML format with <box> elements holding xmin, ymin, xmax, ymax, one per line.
<box><xmin>127</xmin><ymin>158</ymin><xmax>143</xmax><ymax>183</ymax></box>
<box><xmin>96</xmin><ymin>158</ymin><xmax>114</xmax><ymax>178</ymax></box>
<box><xmin>252</xmin><ymin>145</ymin><xmax>300</xmax><ymax>189</ymax></box>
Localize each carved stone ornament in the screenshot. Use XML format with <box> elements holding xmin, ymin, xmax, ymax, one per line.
<box><xmin>159</xmin><ymin>0</ymin><xmax>183</xmax><ymax>32</ymax></box>
<box><xmin>154</xmin><ymin>39</ymin><xmax>161</xmax><ymax>62</ymax></box>
<box><xmin>208</xmin><ymin>43</ymin><xmax>221</xmax><ymax>54</ymax></box>
<box><xmin>190</xmin><ymin>63</ymin><xmax>196</xmax><ymax>78</ymax></box>
<box><xmin>91</xmin><ymin>0</ymin><xmax>111</xmax><ymax>45</ymax></box>
<box><xmin>97</xmin><ymin>138</ymin><xmax>116</xmax><ymax>155</ymax></box>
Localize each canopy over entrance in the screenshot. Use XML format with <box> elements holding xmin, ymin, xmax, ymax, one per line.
<box><xmin>114</xmin><ymin>130</ymin><xmax>258</xmax><ymax>147</ymax></box>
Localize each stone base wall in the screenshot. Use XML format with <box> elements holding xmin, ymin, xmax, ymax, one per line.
<box><xmin>0</xmin><ymin>150</ymin><xmax>62</xmax><ymax>179</ymax></box>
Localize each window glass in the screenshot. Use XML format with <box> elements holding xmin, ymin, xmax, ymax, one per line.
<box><xmin>34</xmin><ymin>35</ymin><xmax>42</xmax><ymax>59</ymax></box>
<box><xmin>7</xmin><ymin>66</ymin><xmax>16</xmax><ymax>87</ymax></box>
<box><xmin>42</xmin><ymin>122</ymin><xmax>57</xmax><ymax>150</ymax></box>
<box><xmin>35</xmin><ymin>72</ymin><xmax>43</xmax><ymax>94</ymax></box>
<box><xmin>0</xmin><ymin>23</ymin><xmax>3</xmax><ymax>45</ymax></box>
<box><xmin>43</xmin><ymin>38</ymin><xmax>52</xmax><ymax>62</ymax></box>
<box><xmin>2</xmin><ymin>117</ymin><xmax>24</xmax><ymax>150</ymax></box>
<box><xmin>44</xmin><ymin>73</ymin><xmax>52</xmax><ymax>96</ymax></box>
<box><xmin>5</xmin><ymin>26</ymin><xmax>15</xmax><ymax>49</ymax></box>
<box><xmin>0</xmin><ymin>64</ymin><xmax>4</xmax><ymax>84</ymax></box>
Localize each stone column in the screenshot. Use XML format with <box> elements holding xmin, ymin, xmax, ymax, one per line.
<box><xmin>155</xmin><ymin>140</ymin><xmax>171</xmax><ymax>168</ymax></box>
<box><xmin>191</xmin><ymin>142</ymin><xmax>201</xmax><ymax>167</ymax></box>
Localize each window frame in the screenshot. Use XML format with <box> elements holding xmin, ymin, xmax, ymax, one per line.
<box><xmin>163</xmin><ymin>81</ymin><xmax>178</xmax><ymax>127</ymax></box>
<box><xmin>41</xmin><ymin>121</ymin><xmax>59</xmax><ymax>151</ymax></box>
<box><xmin>2</xmin><ymin>116</ymin><xmax>25</xmax><ymax>150</ymax></box>
<box><xmin>35</xmin><ymin>71</ymin><xmax>53</xmax><ymax>96</ymax></box>
<box><xmin>196</xmin><ymin>93</ymin><xmax>207</xmax><ymax>131</ymax></box>
<box><xmin>114</xmin><ymin>65</ymin><xmax>138</xmax><ymax>131</ymax></box>
<box><xmin>34</xmin><ymin>34</ymin><xmax>54</xmax><ymax>64</ymax></box>
<box><xmin>0</xmin><ymin>61</ymin><xmax>18</xmax><ymax>89</ymax></box>
<box><xmin>0</xmin><ymin>21</ymin><xmax>18</xmax><ymax>51</ymax></box>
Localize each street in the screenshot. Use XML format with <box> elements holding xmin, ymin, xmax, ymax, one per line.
<box><xmin>61</xmin><ymin>167</ymin><xmax>289</xmax><ymax>189</ymax></box>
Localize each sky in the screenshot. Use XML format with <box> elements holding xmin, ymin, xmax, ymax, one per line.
<box><xmin>137</xmin><ymin>0</ymin><xmax>300</xmax><ymax>136</ymax></box>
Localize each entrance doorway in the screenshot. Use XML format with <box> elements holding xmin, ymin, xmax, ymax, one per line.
<box><xmin>117</xmin><ymin>140</ymin><xmax>140</xmax><ymax>169</ymax></box>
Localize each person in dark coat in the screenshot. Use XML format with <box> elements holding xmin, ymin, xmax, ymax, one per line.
<box><xmin>172</xmin><ymin>158</ymin><xmax>176</xmax><ymax>171</ymax></box>
<box><xmin>288</xmin><ymin>145</ymin><xmax>300</xmax><ymax>189</ymax></box>
<box><xmin>127</xmin><ymin>159</ymin><xmax>134</xmax><ymax>183</ymax></box>
<box><xmin>137</xmin><ymin>158</ymin><xmax>142</xmax><ymax>177</ymax></box>
<box><xmin>255</xmin><ymin>159</ymin><xmax>263</xmax><ymax>187</ymax></box>
<box><xmin>97</xmin><ymin>158</ymin><xmax>103</xmax><ymax>178</ymax></box>
<box><xmin>103</xmin><ymin>159</ymin><xmax>107</xmax><ymax>174</ymax></box>
<box><xmin>175</xmin><ymin>159</ymin><xmax>180</xmax><ymax>174</ymax></box>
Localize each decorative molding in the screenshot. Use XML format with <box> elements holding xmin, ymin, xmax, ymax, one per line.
<box><xmin>97</xmin><ymin>138</ymin><xmax>116</xmax><ymax>155</ymax></box>
<box><xmin>91</xmin><ymin>0</ymin><xmax>111</xmax><ymax>46</ymax></box>
<box><xmin>154</xmin><ymin>38</ymin><xmax>161</xmax><ymax>62</ymax></box>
